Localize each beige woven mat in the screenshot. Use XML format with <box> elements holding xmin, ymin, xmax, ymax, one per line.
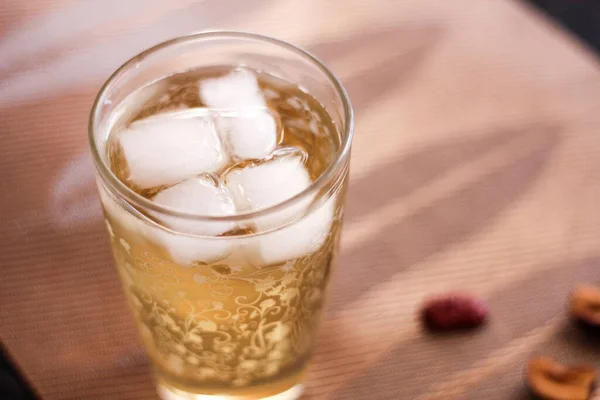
<box><xmin>2</xmin><ymin>0</ymin><xmax>600</xmax><ymax>398</ymax></box>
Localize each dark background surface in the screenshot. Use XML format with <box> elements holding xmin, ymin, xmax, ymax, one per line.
<box><xmin>529</xmin><ymin>0</ymin><xmax>600</xmax><ymax>53</ymax></box>
<box><xmin>0</xmin><ymin>345</ymin><xmax>37</xmax><ymax>399</ymax></box>
<box><xmin>0</xmin><ymin>1</ymin><xmax>598</xmax><ymax>399</ymax></box>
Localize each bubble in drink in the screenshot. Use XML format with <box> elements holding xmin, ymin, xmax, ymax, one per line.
<box><xmin>100</xmin><ymin>66</ymin><xmax>346</xmax><ymax>399</ymax></box>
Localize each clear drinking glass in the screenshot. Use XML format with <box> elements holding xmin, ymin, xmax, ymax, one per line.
<box><xmin>89</xmin><ymin>32</ymin><xmax>353</xmax><ymax>400</ymax></box>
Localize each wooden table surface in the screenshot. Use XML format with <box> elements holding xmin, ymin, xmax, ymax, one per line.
<box><xmin>2</xmin><ymin>0</ymin><xmax>600</xmax><ymax>399</ymax></box>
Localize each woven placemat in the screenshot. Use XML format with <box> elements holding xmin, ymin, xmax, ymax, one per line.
<box><xmin>2</xmin><ymin>1</ymin><xmax>600</xmax><ymax>399</ymax></box>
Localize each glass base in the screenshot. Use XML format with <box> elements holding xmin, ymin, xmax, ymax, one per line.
<box><xmin>157</xmin><ymin>383</ymin><xmax>304</xmax><ymax>400</ymax></box>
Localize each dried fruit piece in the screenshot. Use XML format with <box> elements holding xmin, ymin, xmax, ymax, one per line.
<box><xmin>527</xmin><ymin>356</ymin><xmax>596</xmax><ymax>400</ymax></box>
<box><xmin>420</xmin><ymin>293</ymin><xmax>488</xmax><ymax>331</ymax></box>
<box><xmin>570</xmin><ymin>285</ymin><xmax>600</xmax><ymax>328</ymax></box>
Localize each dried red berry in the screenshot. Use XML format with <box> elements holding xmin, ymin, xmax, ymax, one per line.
<box><xmin>420</xmin><ymin>293</ymin><xmax>488</xmax><ymax>331</ymax></box>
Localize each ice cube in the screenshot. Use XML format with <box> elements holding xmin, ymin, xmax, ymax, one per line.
<box><xmin>119</xmin><ymin>116</ymin><xmax>227</xmax><ymax>189</ymax></box>
<box><xmin>153</xmin><ymin>177</ymin><xmax>236</xmax><ymax>234</ymax></box>
<box><xmin>150</xmin><ymin>177</ymin><xmax>238</xmax><ymax>266</ymax></box>
<box><xmin>148</xmin><ymin>229</ymin><xmax>236</xmax><ymax>267</ymax></box>
<box><xmin>225</xmin><ymin>156</ymin><xmax>309</xmax><ymax>214</ymax></box>
<box><xmin>200</xmin><ymin>69</ymin><xmax>277</xmax><ymax>161</ymax></box>
<box><xmin>217</xmin><ymin>109</ymin><xmax>278</xmax><ymax>161</ymax></box>
<box><xmin>225</xmin><ymin>156</ymin><xmax>336</xmax><ymax>264</ymax></box>
<box><xmin>199</xmin><ymin>69</ymin><xmax>266</xmax><ymax>109</ymax></box>
<box><xmin>252</xmin><ymin>195</ymin><xmax>336</xmax><ymax>265</ymax></box>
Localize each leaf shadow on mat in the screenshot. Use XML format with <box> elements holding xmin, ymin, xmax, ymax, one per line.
<box><xmin>0</xmin><ymin>0</ymin><xmax>275</xmax><ymax>82</ymax></box>
<box><xmin>344</xmin><ymin>126</ymin><xmax>527</xmax><ymax>222</ymax></box>
<box><xmin>328</xmin><ymin>125</ymin><xmax>562</xmax><ymax>312</ymax></box>
<box><xmin>329</xmin><ymin>255</ymin><xmax>600</xmax><ymax>400</ymax></box>
<box><xmin>309</xmin><ymin>25</ymin><xmax>442</xmax><ymax>114</ymax></box>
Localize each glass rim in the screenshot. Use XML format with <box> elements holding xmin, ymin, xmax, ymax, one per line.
<box><xmin>89</xmin><ymin>30</ymin><xmax>354</xmax><ymax>223</ymax></box>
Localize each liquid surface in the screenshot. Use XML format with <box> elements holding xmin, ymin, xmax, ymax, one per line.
<box><xmin>101</xmin><ymin>67</ymin><xmax>346</xmax><ymax>399</ymax></box>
